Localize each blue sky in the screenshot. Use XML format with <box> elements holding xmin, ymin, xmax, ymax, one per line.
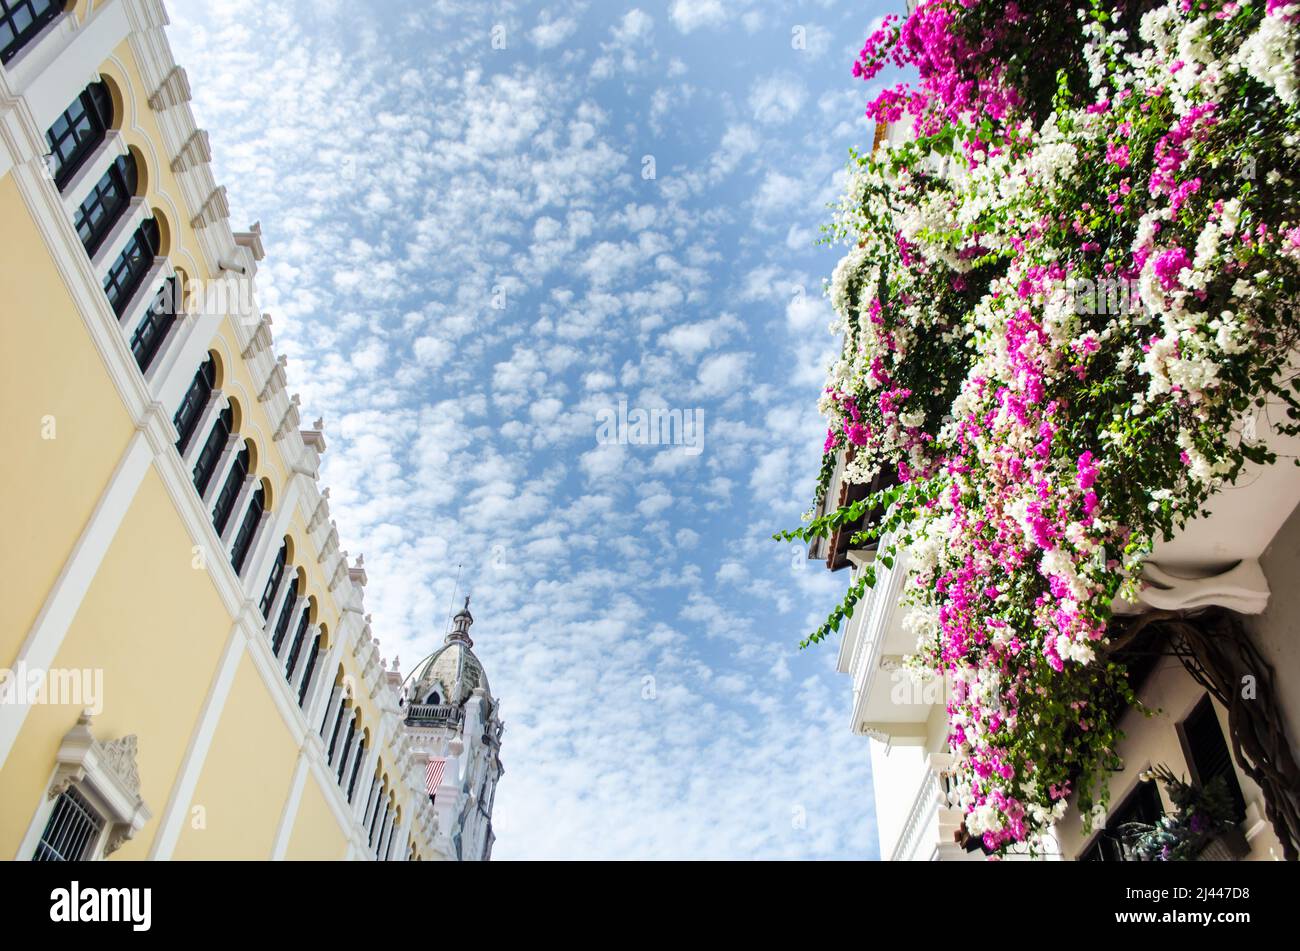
<box><xmin>169</xmin><ymin>0</ymin><xmax>896</xmax><ymax>859</ymax></box>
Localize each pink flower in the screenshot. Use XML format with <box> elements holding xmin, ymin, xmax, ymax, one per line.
<box><xmin>1152</xmin><ymin>247</ymin><xmax>1193</xmax><ymax>290</ymax></box>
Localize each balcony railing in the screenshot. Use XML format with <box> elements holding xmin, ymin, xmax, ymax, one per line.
<box><xmin>404</xmin><ymin>703</ymin><xmax>463</xmax><ymax>726</ymax></box>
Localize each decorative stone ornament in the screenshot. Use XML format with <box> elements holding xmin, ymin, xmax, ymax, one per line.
<box><xmin>170</xmin><ymin>129</ymin><xmax>211</xmax><ymax>173</ymax></box>
<box><xmin>147</xmin><ymin>66</ymin><xmax>191</xmax><ymax>111</ymax></box>
<box><xmin>50</xmin><ymin>713</ymin><xmax>152</xmax><ymax>856</ymax></box>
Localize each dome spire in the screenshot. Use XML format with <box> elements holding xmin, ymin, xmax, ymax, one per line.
<box><xmin>446</xmin><ymin>596</ymin><xmax>473</xmax><ymax>647</ymax></box>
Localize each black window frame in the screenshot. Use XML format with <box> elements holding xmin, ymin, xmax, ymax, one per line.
<box><xmin>74</xmin><ymin>152</ymin><xmax>137</xmax><ymax>258</ymax></box>
<box><xmin>271</xmin><ymin>577</ymin><xmax>300</xmax><ymax>656</ymax></box>
<box><xmin>283</xmin><ymin>607</ymin><xmax>311</xmax><ymax>682</ymax></box>
<box><xmin>336</xmin><ymin>717</ymin><xmax>356</xmax><ymax>783</ymax></box>
<box><xmin>173</xmin><ymin>356</ymin><xmax>216</xmax><ymax>456</ymax></box>
<box><xmin>259</xmin><ymin>543</ymin><xmax>288</xmax><ymax>619</ymax></box>
<box><xmin>46</xmin><ymin>80</ymin><xmax>112</xmax><ymax>191</ymax></box>
<box><xmin>297</xmin><ymin>633</ymin><xmax>321</xmax><ymax>707</ymax></box>
<box><xmin>210</xmin><ymin>444</ymin><xmax>249</xmax><ymax>536</ymax></box>
<box><xmin>229</xmin><ymin>484</ymin><xmax>265</xmax><ymax>574</ymax></box>
<box><xmin>129</xmin><ymin>275</ymin><xmax>178</xmax><ymax>374</ymax></box>
<box><xmin>346</xmin><ymin>737</ymin><xmax>365</xmax><ymax>802</ymax></box>
<box><xmin>102</xmin><ymin>217</ymin><xmax>159</xmax><ymax>318</ymax></box>
<box><xmin>0</xmin><ymin>0</ymin><xmax>62</xmax><ymax>66</ymax></box>
<box><xmin>1178</xmin><ymin>694</ymin><xmax>1248</xmax><ymax>823</ymax></box>
<box><xmin>191</xmin><ymin>403</ymin><xmax>232</xmax><ymax>497</ymax></box>
<box><xmin>1079</xmin><ymin>779</ymin><xmax>1165</xmax><ymax>861</ymax></box>
<box><xmin>32</xmin><ymin>785</ymin><xmax>104</xmax><ymax>862</ymax></box>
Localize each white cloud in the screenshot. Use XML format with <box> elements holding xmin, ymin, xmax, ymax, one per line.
<box><xmin>669</xmin><ymin>0</ymin><xmax>727</xmax><ymax>33</ymax></box>
<box><xmin>530</xmin><ymin>14</ymin><xmax>579</xmax><ymax>50</ymax></box>
<box><xmin>697</xmin><ymin>352</ymin><xmax>750</xmax><ymax>396</ymax></box>
<box><xmin>749</xmin><ymin>74</ymin><xmax>807</xmax><ymax>124</ymax></box>
<box><xmin>169</xmin><ymin>0</ymin><xmax>880</xmax><ymax>862</ymax></box>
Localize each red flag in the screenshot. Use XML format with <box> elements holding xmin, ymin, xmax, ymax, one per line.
<box><xmin>425</xmin><ymin>757</ymin><xmax>446</xmax><ymax>799</ymax></box>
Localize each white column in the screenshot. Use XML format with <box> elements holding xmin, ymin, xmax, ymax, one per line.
<box><xmin>218</xmin><ymin>473</ymin><xmax>257</xmax><ymax>545</ymax></box>
<box><xmin>181</xmin><ymin>389</ymin><xmax>224</xmax><ymax>467</ymax></box>
<box><xmin>0</xmin><ymin>426</ymin><xmax>154</xmax><ymax>769</ymax></box>
<box><xmin>149</xmin><ymin>621</ymin><xmax>244</xmax><ymax>859</ymax></box>
<box><xmin>270</xmin><ymin>751</ymin><xmax>310</xmax><ymax>861</ymax></box>
<box><xmin>201</xmin><ymin>433</ymin><xmax>241</xmax><ymax>506</ymax></box>
<box><xmin>59</xmin><ymin>130</ymin><xmax>127</xmax><ymax>212</ymax></box>
<box><xmin>16</xmin><ymin>1</ymin><xmax>131</xmax><ymax>131</ymax></box>
<box><xmin>89</xmin><ymin>195</ymin><xmax>146</xmax><ymax>273</ymax></box>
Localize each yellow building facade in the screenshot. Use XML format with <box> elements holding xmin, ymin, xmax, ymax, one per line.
<box><xmin>0</xmin><ymin>0</ymin><xmax>444</xmax><ymax>860</ymax></box>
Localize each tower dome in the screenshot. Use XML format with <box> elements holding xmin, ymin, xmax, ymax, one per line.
<box><xmin>406</xmin><ymin>597</ymin><xmax>491</xmax><ymax>707</ymax></box>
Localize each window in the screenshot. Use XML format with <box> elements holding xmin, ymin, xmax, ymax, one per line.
<box><xmin>173</xmin><ymin>356</ymin><xmax>216</xmax><ymax>455</ymax></box>
<box><xmin>46</xmin><ymin>81</ymin><xmax>112</xmax><ymax>191</ymax></box>
<box><xmin>325</xmin><ymin>699</ymin><xmax>347</xmax><ymax>764</ymax></box>
<box><xmin>271</xmin><ymin>578</ymin><xmax>299</xmax><ymax>656</ymax></box>
<box><xmin>424</xmin><ymin>692</ymin><xmax>441</xmax><ymax>705</ymax></box>
<box><xmin>0</xmin><ymin>0</ymin><xmax>61</xmax><ymax>65</ymax></box>
<box><xmin>103</xmin><ymin>218</ymin><xmax>160</xmax><ymax>317</ymax></box>
<box><xmin>259</xmin><ymin>543</ymin><xmax>287</xmax><ymax>619</ymax></box>
<box><xmin>229</xmin><ymin>485</ymin><xmax>264</xmax><ymax>574</ymax></box>
<box><xmin>297</xmin><ymin>633</ymin><xmax>320</xmax><ymax>707</ymax></box>
<box><xmin>210</xmin><ymin>445</ymin><xmax>249</xmax><ymax>536</ymax></box>
<box><xmin>347</xmin><ymin>738</ymin><xmax>366</xmax><ymax>802</ymax></box>
<box><xmin>283</xmin><ymin>608</ymin><xmax>311</xmax><ymax>683</ymax></box>
<box><xmin>336</xmin><ymin>717</ymin><xmax>356</xmax><ymax>783</ymax></box>
<box><xmin>74</xmin><ymin>153</ymin><xmax>137</xmax><ymax>257</ymax></box>
<box><xmin>191</xmin><ymin>404</ymin><xmax>231</xmax><ymax>496</ymax></box>
<box><xmin>129</xmin><ymin>276</ymin><xmax>177</xmax><ymax>373</ymax></box>
<box><xmin>1179</xmin><ymin>695</ymin><xmax>1247</xmax><ymax>823</ymax></box>
<box><xmin>33</xmin><ymin>786</ymin><xmax>105</xmax><ymax>861</ymax></box>
<box><xmin>1079</xmin><ymin>779</ymin><xmax>1164</xmax><ymax>861</ymax></box>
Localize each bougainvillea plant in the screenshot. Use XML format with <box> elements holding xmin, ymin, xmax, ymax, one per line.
<box><xmin>780</xmin><ymin>0</ymin><xmax>1300</xmax><ymax>854</ymax></box>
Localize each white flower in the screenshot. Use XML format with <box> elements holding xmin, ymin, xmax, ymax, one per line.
<box><xmin>1235</xmin><ymin>6</ymin><xmax>1300</xmax><ymax>105</ymax></box>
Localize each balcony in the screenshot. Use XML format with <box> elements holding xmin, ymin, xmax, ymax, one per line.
<box><xmin>404</xmin><ymin>703</ymin><xmax>464</xmax><ymax>727</ymax></box>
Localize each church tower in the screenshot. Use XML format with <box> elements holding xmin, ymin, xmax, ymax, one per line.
<box><xmin>402</xmin><ymin>598</ymin><xmax>503</xmax><ymax>861</ymax></box>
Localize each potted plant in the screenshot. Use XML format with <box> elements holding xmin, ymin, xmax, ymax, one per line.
<box><xmin>1119</xmin><ymin>765</ymin><xmax>1247</xmax><ymax>862</ymax></box>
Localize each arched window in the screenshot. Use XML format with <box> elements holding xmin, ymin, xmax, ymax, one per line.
<box><xmin>297</xmin><ymin>630</ymin><xmax>321</xmax><ymax>707</ymax></box>
<box><xmin>210</xmin><ymin>443</ymin><xmax>249</xmax><ymax>535</ymax></box>
<box><xmin>46</xmin><ymin>80</ymin><xmax>113</xmax><ymax>191</ymax></box>
<box><xmin>173</xmin><ymin>355</ymin><xmax>216</xmax><ymax>454</ymax></box>
<box><xmin>326</xmin><ymin>698</ymin><xmax>348</xmax><ymax>766</ymax></box>
<box><xmin>0</xmin><ymin>0</ymin><xmax>61</xmax><ymax>65</ymax></box>
<box><xmin>191</xmin><ymin>403</ymin><xmax>231</xmax><ymax>495</ymax></box>
<box><xmin>103</xmin><ymin>217</ymin><xmax>160</xmax><ymax>317</ymax></box>
<box><xmin>129</xmin><ymin>275</ymin><xmax>178</xmax><ymax>373</ymax></box>
<box><xmin>347</xmin><ymin>735</ymin><xmax>366</xmax><ymax>803</ymax></box>
<box><xmin>369</xmin><ymin>783</ymin><xmax>388</xmax><ymax>846</ymax></box>
<box><xmin>74</xmin><ymin>152</ymin><xmax>138</xmax><ymax>257</ymax></box>
<box><xmin>424</xmin><ymin>691</ymin><xmax>440</xmax><ymax>706</ymax></box>
<box><xmin>258</xmin><ymin>542</ymin><xmax>287</xmax><ymax>619</ymax></box>
<box><xmin>336</xmin><ymin>716</ymin><xmax>357</xmax><ymax>783</ymax></box>
<box><xmin>271</xmin><ymin>576</ymin><xmax>300</xmax><ymax>656</ymax></box>
<box><xmin>229</xmin><ymin>484</ymin><xmax>264</xmax><ymax>573</ymax></box>
<box><xmin>283</xmin><ymin>607</ymin><xmax>311</xmax><ymax>683</ymax></box>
